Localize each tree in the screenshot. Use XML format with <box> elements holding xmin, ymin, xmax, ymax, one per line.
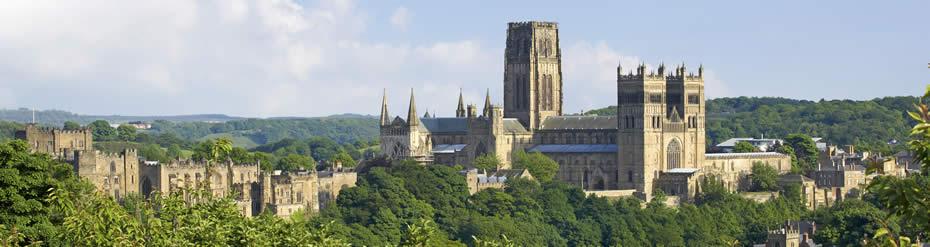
<box><xmin>473</xmin><ymin>154</ymin><xmax>501</xmax><ymax>171</ymax></box>
<box><xmin>139</xmin><ymin>143</ymin><xmax>167</xmax><ymax>163</ymax></box>
<box><xmin>117</xmin><ymin>124</ymin><xmax>136</xmax><ymax>142</ymax></box>
<box><xmin>62</xmin><ymin>121</ymin><xmax>80</xmax><ymax>130</ymax></box>
<box><xmin>511</xmin><ymin>150</ymin><xmax>559</xmax><ymax>182</ymax></box>
<box><xmin>732</xmin><ymin>141</ymin><xmax>758</xmax><ymax>153</ymax></box>
<box><xmin>0</xmin><ymin>140</ymin><xmax>93</xmax><ymax>243</ymax></box>
<box><xmin>278</xmin><ymin>154</ymin><xmax>314</xmax><ymax>171</ymax></box>
<box><xmin>750</xmin><ymin>162</ymin><xmax>778</xmax><ymax>191</ymax></box>
<box><xmin>784</xmin><ymin>134</ymin><xmax>819</xmax><ymax>170</ymax></box>
<box><xmin>89</xmin><ymin>120</ymin><xmax>116</xmax><ymax>141</ymax></box>
<box><xmin>774</xmin><ymin>145</ymin><xmax>801</xmax><ymax>173</ymax></box>
<box><xmin>331</xmin><ymin>151</ymin><xmax>357</xmax><ymax>168</ymax></box>
<box><xmin>166</xmin><ymin>144</ymin><xmax>182</xmax><ymax>159</ymax></box>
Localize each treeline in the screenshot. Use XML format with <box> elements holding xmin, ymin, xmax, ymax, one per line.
<box><xmin>585</xmin><ymin>96</ymin><xmax>918</xmax><ymax>153</ymax></box>
<box><xmin>145</xmin><ymin>118</ymin><xmax>379</xmax><ymax>147</ymax></box>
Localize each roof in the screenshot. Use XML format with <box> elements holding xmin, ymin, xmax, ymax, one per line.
<box><xmin>716</xmin><ymin>138</ymin><xmax>781</xmax><ymax>147</ymax></box>
<box><xmin>705</xmin><ymin>152</ymin><xmax>788</xmax><ymax>159</ymax></box>
<box><xmin>539</xmin><ymin>116</ymin><xmax>617</xmax><ymax>130</ymax></box>
<box><xmin>503</xmin><ymin>119</ymin><xmax>529</xmax><ymax>133</ymax></box>
<box><xmin>420</xmin><ymin>117</ymin><xmax>468</xmax><ymax>133</ymax></box>
<box><xmin>432</xmin><ymin>144</ymin><xmax>467</xmax><ymax>154</ymax></box>
<box><xmin>666</xmin><ymin>168</ymin><xmax>701</xmax><ymax>174</ymax></box>
<box><xmin>526</xmin><ymin>144</ymin><xmax>617</xmax><ymax>153</ymax></box>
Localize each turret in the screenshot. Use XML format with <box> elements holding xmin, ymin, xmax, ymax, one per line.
<box><xmin>380</xmin><ymin>89</ymin><xmax>390</xmax><ymax>126</ymax></box>
<box><xmin>482</xmin><ymin>89</ymin><xmax>491</xmax><ymax>116</ymax></box>
<box><xmin>456</xmin><ymin>89</ymin><xmax>466</xmax><ymax>118</ymax></box>
<box><xmin>658</xmin><ymin>63</ymin><xmax>666</xmax><ymax>76</ymax></box>
<box><xmin>467</xmin><ymin>104</ymin><xmax>477</xmax><ymax>119</ymax></box>
<box><xmin>407</xmin><ymin>88</ymin><xmax>419</xmax><ymax>126</ymax></box>
<box><xmin>698</xmin><ymin>64</ymin><xmax>704</xmax><ymax>78</ymax></box>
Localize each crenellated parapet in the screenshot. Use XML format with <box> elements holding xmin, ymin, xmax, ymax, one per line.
<box><xmin>617</xmin><ymin>63</ymin><xmax>666</xmax><ymax>81</ymax></box>
<box><xmin>508</xmin><ymin>21</ymin><xmax>558</xmax><ymax>29</ymax></box>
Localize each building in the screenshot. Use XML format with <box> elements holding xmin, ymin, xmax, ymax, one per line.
<box><xmin>714</xmin><ymin>136</ymin><xmax>826</xmax><ymax>153</ymax></box>
<box><xmin>15</xmin><ymin>124</ymin><xmax>357</xmax><ymax>217</ymax></box>
<box><xmin>755</xmin><ymin>220</ymin><xmax>819</xmax><ymax>247</ymax></box>
<box><xmin>459</xmin><ymin>168</ymin><xmax>534</xmax><ymax>195</ymax></box>
<box><xmin>379</xmin><ymin>21</ymin><xmax>793</xmax><ymax>201</ymax></box>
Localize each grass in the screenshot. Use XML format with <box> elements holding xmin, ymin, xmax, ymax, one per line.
<box><xmin>196</xmin><ymin>133</ymin><xmax>258</xmax><ymax>149</ymax></box>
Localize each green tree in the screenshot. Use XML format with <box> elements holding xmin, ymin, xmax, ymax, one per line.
<box><xmin>139</xmin><ymin>143</ymin><xmax>168</xmax><ymax>163</ymax></box>
<box><xmin>331</xmin><ymin>151</ymin><xmax>357</xmax><ymax>168</ymax></box>
<box><xmin>511</xmin><ymin>150</ymin><xmax>559</xmax><ymax>182</ymax></box>
<box><xmin>166</xmin><ymin>144</ymin><xmax>182</xmax><ymax>159</ymax></box>
<box><xmin>117</xmin><ymin>124</ymin><xmax>136</xmax><ymax>142</ymax></box>
<box><xmin>775</xmin><ymin>145</ymin><xmax>801</xmax><ymax>173</ymax></box>
<box><xmin>784</xmin><ymin>134</ymin><xmax>819</xmax><ymax>170</ymax></box>
<box><xmin>732</xmin><ymin>141</ymin><xmax>758</xmax><ymax>153</ymax></box>
<box><xmin>278</xmin><ymin>154</ymin><xmax>314</xmax><ymax>171</ymax></box>
<box><xmin>0</xmin><ymin>140</ymin><xmax>93</xmax><ymax>244</ymax></box>
<box><xmin>750</xmin><ymin>162</ymin><xmax>778</xmax><ymax>191</ymax></box>
<box><xmin>473</xmin><ymin>154</ymin><xmax>501</xmax><ymax>171</ymax></box>
<box><xmin>62</xmin><ymin>121</ymin><xmax>80</xmax><ymax>130</ymax></box>
<box><xmin>89</xmin><ymin>120</ymin><xmax>116</xmax><ymax>141</ymax></box>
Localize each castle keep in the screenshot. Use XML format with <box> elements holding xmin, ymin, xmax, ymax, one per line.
<box><xmin>380</xmin><ymin>21</ymin><xmax>791</xmax><ymax>201</ymax></box>
<box><xmin>16</xmin><ymin>124</ymin><xmax>357</xmax><ymax>217</ymax></box>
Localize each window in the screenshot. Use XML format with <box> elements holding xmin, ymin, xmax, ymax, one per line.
<box><xmin>688</xmin><ymin>94</ymin><xmax>700</xmax><ymax>104</ymax></box>
<box><xmin>628</xmin><ymin>170</ymin><xmax>633</xmax><ymax>182</ymax></box>
<box><xmin>649</xmin><ymin>94</ymin><xmax>663</xmax><ymax>103</ymax></box>
<box><xmin>667</xmin><ymin>139</ymin><xmax>681</xmax><ymax>170</ymax></box>
<box><xmin>114</xmin><ymin>177</ymin><xmax>119</xmax><ymax>184</ymax></box>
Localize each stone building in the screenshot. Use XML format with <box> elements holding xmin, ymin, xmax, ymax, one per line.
<box><xmin>379</xmin><ymin>21</ymin><xmax>793</xmax><ymax>202</ymax></box>
<box><xmin>459</xmin><ymin>168</ymin><xmax>534</xmax><ymax>195</ymax></box>
<box><xmin>16</xmin><ymin>124</ymin><xmax>357</xmax><ymax>217</ymax></box>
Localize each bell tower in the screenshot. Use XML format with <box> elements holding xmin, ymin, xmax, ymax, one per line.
<box><xmin>503</xmin><ymin>21</ymin><xmax>562</xmax><ymax>130</ymax></box>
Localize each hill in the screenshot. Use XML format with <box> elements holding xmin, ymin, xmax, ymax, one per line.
<box><xmin>584</xmin><ymin>96</ymin><xmax>918</xmax><ymax>152</ymax></box>
<box><xmin>0</xmin><ymin>108</ymin><xmax>246</xmax><ymax>125</ymax></box>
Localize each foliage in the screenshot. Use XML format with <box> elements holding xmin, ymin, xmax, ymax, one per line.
<box><xmin>331</xmin><ymin>151</ymin><xmax>357</xmax><ymax>168</ymax></box>
<box><xmin>278</xmin><ymin>154</ymin><xmax>314</xmax><ymax>171</ymax></box>
<box><xmin>750</xmin><ymin>162</ymin><xmax>778</xmax><ymax>191</ymax></box>
<box><xmin>117</xmin><ymin>124</ymin><xmax>136</xmax><ymax>142</ymax></box>
<box><xmin>807</xmin><ymin>199</ymin><xmax>898</xmax><ymax>246</ymax></box>
<box><xmin>732</xmin><ymin>141</ymin><xmax>759</xmax><ymax>153</ymax></box>
<box><xmin>62</xmin><ymin>121</ymin><xmax>80</xmax><ymax>131</ymax></box>
<box><xmin>139</xmin><ymin>143</ymin><xmax>168</xmax><ymax>163</ymax></box>
<box><xmin>0</xmin><ymin>122</ymin><xmax>24</xmax><ymax>143</ymax></box>
<box><xmin>866</xmin><ymin>85</ymin><xmax>930</xmax><ymax>235</ymax></box>
<box><xmin>473</xmin><ymin>154</ymin><xmax>501</xmax><ymax>171</ymax></box>
<box><xmin>0</xmin><ymin>140</ymin><xmax>93</xmax><ymax>244</ymax></box>
<box><xmin>784</xmin><ymin>134</ymin><xmax>820</xmax><ymax>171</ymax></box>
<box><xmin>586</xmin><ymin>96</ymin><xmax>916</xmax><ymax>152</ymax></box>
<box><xmin>89</xmin><ymin>120</ymin><xmax>117</xmax><ymax>141</ymax></box>
<box><xmin>511</xmin><ymin>150</ymin><xmax>559</xmax><ymax>182</ymax></box>
<box><xmin>166</xmin><ymin>144</ymin><xmax>182</xmax><ymax>159</ymax></box>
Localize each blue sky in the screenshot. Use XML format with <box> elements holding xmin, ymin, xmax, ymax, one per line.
<box><xmin>0</xmin><ymin>0</ymin><xmax>926</xmax><ymax>117</ymax></box>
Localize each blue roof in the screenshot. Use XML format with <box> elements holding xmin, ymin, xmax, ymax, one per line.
<box><xmin>539</xmin><ymin>116</ymin><xmax>617</xmax><ymax>130</ymax></box>
<box><xmin>433</xmin><ymin>144</ymin><xmax>467</xmax><ymax>154</ymax></box>
<box><xmin>420</xmin><ymin>118</ymin><xmax>468</xmax><ymax>133</ymax></box>
<box><xmin>526</xmin><ymin>144</ymin><xmax>617</xmax><ymax>153</ymax></box>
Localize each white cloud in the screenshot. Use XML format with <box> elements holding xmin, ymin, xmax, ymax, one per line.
<box><xmin>561</xmin><ymin>40</ymin><xmax>641</xmax><ymax>112</ymax></box>
<box><xmin>0</xmin><ymin>0</ymin><xmax>499</xmax><ymax>117</ymax></box>
<box><xmin>389</xmin><ymin>7</ymin><xmax>409</xmax><ymax>30</ymax></box>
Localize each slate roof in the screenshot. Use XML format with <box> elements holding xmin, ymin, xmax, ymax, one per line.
<box><xmin>705</xmin><ymin>152</ymin><xmax>788</xmax><ymax>159</ymax></box>
<box><xmin>666</xmin><ymin>168</ymin><xmax>701</xmax><ymax>174</ymax></box>
<box><xmin>432</xmin><ymin>144</ymin><xmax>467</xmax><ymax>154</ymax></box>
<box><xmin>526</xmin><ymin>144</ymin><xmax>617</xmax><ymax>153</ymax></box>
<box><xmin>539</xmin><ymin>116</ymin><xmax>617</xmax><ymax>130</ymax></box>
<box><xmin>503</xmin><ymin>119</ymin><xmax>529</xmax><ymax>133</ymax></box>
<box><xmin>420</xmin><ymin>117</ymin><xmax>468</xmax><ymax>133</ymax></box>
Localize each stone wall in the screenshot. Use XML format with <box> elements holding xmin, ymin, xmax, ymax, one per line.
<box><xmin>704</xmin><ymin>152</ymin><xmax>792</xmax><ymax>192</ymax></box>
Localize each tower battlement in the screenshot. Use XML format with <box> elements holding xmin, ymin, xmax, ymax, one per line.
<box><xmin>617</xmin><ymin>64</ymin><xmax>667</xmax><ymax>81</ymax></box>
<box><xmin>508</xmin><ymin>21</ymin><xmax>558</xmax><ymax>29</ymax></box>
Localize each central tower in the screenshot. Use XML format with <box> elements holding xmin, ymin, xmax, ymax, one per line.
<box><xmin>503</xmin><ymin>21</ymin><xmax>562</xmax><ymax>130</ymax></box>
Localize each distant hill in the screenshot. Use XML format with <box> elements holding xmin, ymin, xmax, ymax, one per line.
<box><xmin>0</xmin><ymin>108</ymin><xmax>246</xmax><ymax>126</ymax></box>
<box><xmin>584</xmin><ymin>96</ymin><xmax>918</xmax><ymax>152</ymax></box>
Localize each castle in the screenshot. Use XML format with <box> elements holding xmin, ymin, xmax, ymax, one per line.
<box><xmin>15</xmin><ymin>124</ymin><xmax>357</xmax><ymax>217</ymax></box>
<box><xmin>380</xmin><ymin>21</ymin><xmax>791</xmax><ymax>201</ymax></box>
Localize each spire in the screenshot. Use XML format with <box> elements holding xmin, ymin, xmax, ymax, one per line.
<box><xmin>407</xmin><ymin>88</ymin><xmax>419</xmax><ymax>126</ymax></box>
<box><xmin>456</xmin><ymin>89</ymin><xmax>465</xmax><ymax>117</ymax></box>
<box><xmin>423</xmin><ymin>108</ymin><xmax>431</xmax><ymax>118</ymax></box>
<box><xmin>380</xmin><ymin>89</ymin><xmax>390</xmax><ymax>126</ymax></box>
<box><xmin>482</xmin><ymin>88</ymin><xmax>491</xmax><ymax>116</ymax></box>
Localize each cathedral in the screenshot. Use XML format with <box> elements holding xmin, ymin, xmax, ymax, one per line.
<box><xmin>379</xmin><ymin>21</ymin><xmax>791</xmax><ymax>201</ymax></box>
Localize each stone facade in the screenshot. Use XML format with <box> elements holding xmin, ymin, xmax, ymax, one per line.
<box><xmin>460</xmin><ymin>168</ymin><xmax>533</xmax><ymax>195</ymax></box>
<box><xmin>16</xmin><ymin>126</ymin><xmax>358</xmax><ymax>217</ymax></box>
<box><xmin>379</xmin><ymin>21</ymin><xmax>794</xmax><ymax>202</ymax></box>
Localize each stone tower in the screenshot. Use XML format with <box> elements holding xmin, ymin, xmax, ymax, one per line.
<box><xmin>503</xmin><ymin>21</ymin><xmax>562</xmax><ymax>130</ymax></box>
<box><xmin>616</xmin><ymin>62</ymin><xmax>705</xmax><ymax>200</ymax></box>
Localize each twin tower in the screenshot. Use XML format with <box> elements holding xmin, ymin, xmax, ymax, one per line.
<box><xmin>381</xmin><ymin>21</ymin><xmax>706</xmax><ymax>198</ymax></box>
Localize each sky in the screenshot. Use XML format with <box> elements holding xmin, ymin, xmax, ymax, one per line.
<box><xmin>0</xmin><ymin>0</ymin><xmax>926</xmax><ymax>118</ymax></box>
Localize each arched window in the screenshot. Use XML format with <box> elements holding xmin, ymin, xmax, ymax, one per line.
<box><xmin>667</xmin><ymin>139</ymin><xmax>681</xmax><ymax>170</ymax></box>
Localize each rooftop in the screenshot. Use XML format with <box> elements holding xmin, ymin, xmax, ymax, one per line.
<box><xmin>527</xmin><ymin>144</ymin><xmax>617</xmax><ymax>153</ymax></box>
<box><xmin>539</xmin><ymin>116</ymin><xmax>617</xmax><ymax>130</ymax></box>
